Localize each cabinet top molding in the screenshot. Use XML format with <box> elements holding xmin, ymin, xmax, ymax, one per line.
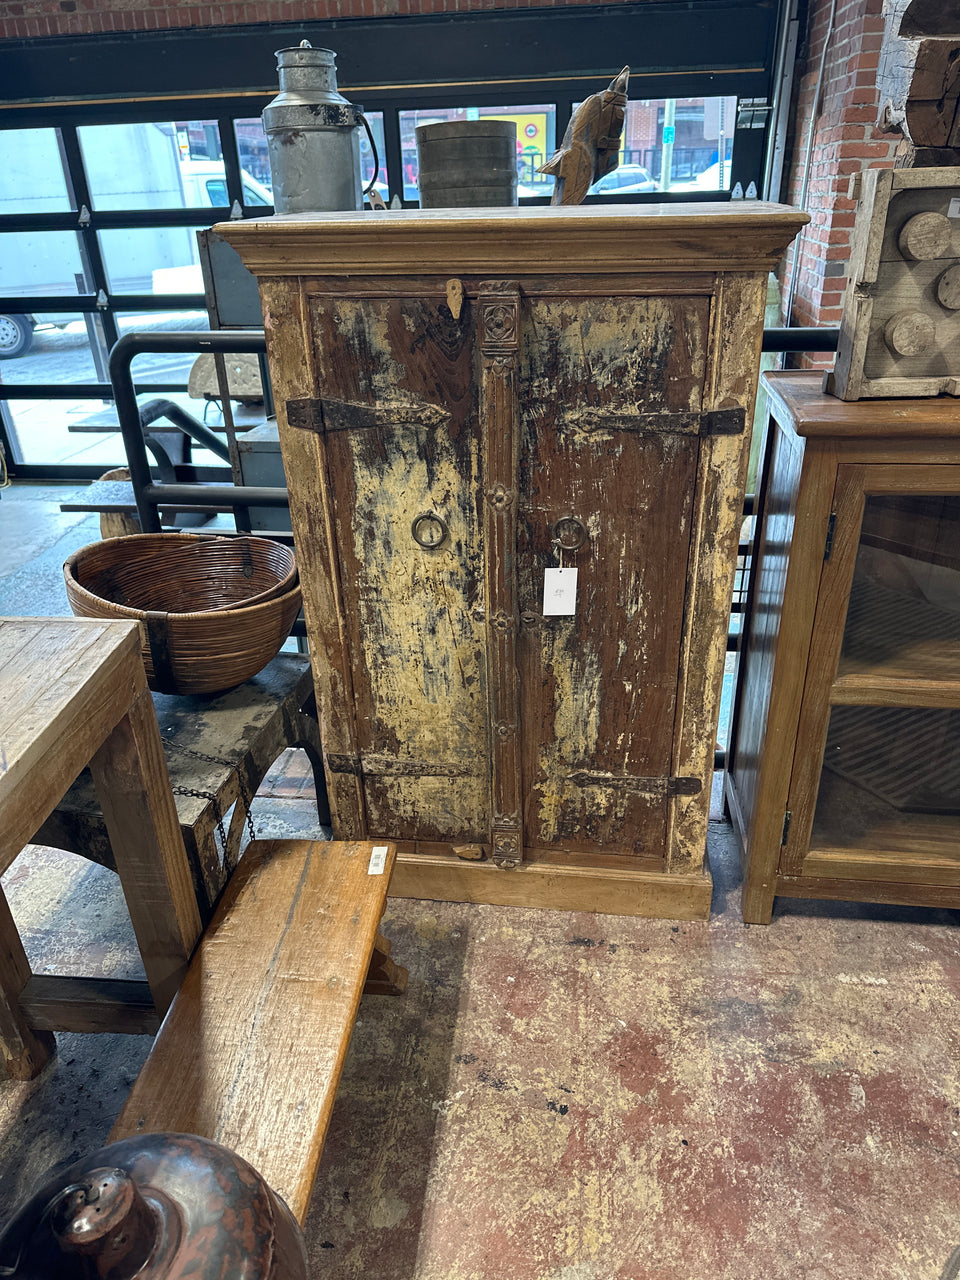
<box><xmin>763</xmin><ymin>371</ymin><xmax>960</xmax><ymax>438</ymax></box>
<box><xmin>216</xmin><ymin>202</ymin><xmax>808</xmax><ymax>277</ymax></box>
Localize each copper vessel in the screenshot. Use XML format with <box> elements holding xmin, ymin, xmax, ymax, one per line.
<box><xmin>0</xmin><ymin>1133</ymin><xmax>307</xmax><ymax>1279</ymax></box>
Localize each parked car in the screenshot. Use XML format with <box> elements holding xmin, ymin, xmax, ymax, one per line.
<box><xmin>668</xmin><ymin>161</ymin><xmax>733</xmax><ymax>193</ymax></box>
<box><xmin>0</xmin><ymin>314</ymin><xmax>34</xmax><ymax>359</ymax></box>
<box><xmin>589</xmin><ymin>165</ymin><xmax>658</xmax><ymax>196</ymax></box>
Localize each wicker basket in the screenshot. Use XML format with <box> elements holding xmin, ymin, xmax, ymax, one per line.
<box><xmin>64</xmin><ymin>534</ymin><xmax>302</xmax><ymax>695</ymax></box>
<box><xmin>65</xmin><ymin>533</ymin><xmax>296</xmax><ymax>613</ymax></box>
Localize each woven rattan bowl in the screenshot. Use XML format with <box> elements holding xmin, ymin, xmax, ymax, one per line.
<box><xmin>64</xmin><ymin>533</ymin><xmax>302</xmax><ymax>695</ymax></box>
<box><xmin>65</xmin><ymin>533</ymin><xmax>296</xmax><ymax>613</ymax></box>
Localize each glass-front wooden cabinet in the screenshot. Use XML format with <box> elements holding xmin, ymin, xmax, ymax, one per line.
<box><xmin>726</xmin><ymin>371</ymin><xmax>960</xmax><ymax>922</ymax></box>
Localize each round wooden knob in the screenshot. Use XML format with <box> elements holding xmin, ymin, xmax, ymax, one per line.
<box><xmin>937</xmin><ymin>263</ymin><xmax>960</xmax><ymax>310</ymax></box>
<box><xmin>898</xmin><ymin>212</ymin><xmax>952</xmax><ymax>261</ymax></box>
<box><xmin>883</xmin><ymin>309</ymin><xmax>936</xmax><ymax>357</ymax></box>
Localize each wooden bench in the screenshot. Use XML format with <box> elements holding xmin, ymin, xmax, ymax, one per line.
<box><xmin>110</xmin><ymin>838</ymin><xmax>407</xmax><ymax>1225</ymax></box>
<box><xmin>34</xmin><ymin>653</ymin><xmax>328</xmax><ymax>920</ymax></box>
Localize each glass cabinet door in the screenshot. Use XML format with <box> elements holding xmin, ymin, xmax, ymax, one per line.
<box><xmin>787</xmin><ymin>468</ymin><xmax>960</xmax><ymax>881</ymax></box>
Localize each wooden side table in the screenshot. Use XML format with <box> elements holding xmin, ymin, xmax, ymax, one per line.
<box><xmin>725</xmin><ymin>372</ymin><xmax>960</xmax><ymax>922</ymax></box>
<box><xmin>0</xmin><ymin>617</ymin><xmax>202</xmax><ymax>1079</ymax></box>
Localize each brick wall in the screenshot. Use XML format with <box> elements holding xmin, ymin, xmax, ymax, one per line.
<box><xmin>0</xmin><ymin>0</ymin><xmax>625</xmax><ymax>42</ymax></box>
<box><xmin>781</xmin><ymin>0</ymin><xmax>897</xmax><ymax>364</ymax></box>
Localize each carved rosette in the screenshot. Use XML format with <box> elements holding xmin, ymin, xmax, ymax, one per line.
<box><xmin>492</xmin><ymin>830</ymin><xmax>522</xmax><ymax>868</ymax></box>
<box><xmin>485</xmin><ymin>483</ymin><xmax>517</xmax><ymax>511</ymax></box>
<box><xmin>480</xmin><ymin>282</ymin><xmax>523</xmax><ymax>870</ymax></box>
<box><xmin>480</xmin><ymin>298</ymin><xmax>519</xmax><ymax>352</ymax></box>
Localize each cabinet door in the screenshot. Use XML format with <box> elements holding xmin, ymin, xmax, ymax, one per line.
<box><xmin>305</xmin><ymin>292</ymin><xmax>490</xmax><ymax>844</ymax></box>
<box><xmin>783</xmin><ymin>464</ymin><xmax>960</xmax><ymax>886</ymax></box>
<box><xmin>300</xmin><ymin>286</ymin><xmax>718</xmax><ymax>863</ymax></box>
<box><xmin>516</xmin><ymin>293</ymin><xmax>711</xmax><ymax>862</ymax></box>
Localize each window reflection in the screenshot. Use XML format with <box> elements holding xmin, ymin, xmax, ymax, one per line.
<box><xmin>582</xmin><ymin>96</ymin><xmax>737</xmax><ymax>196</ymax></box>
<box><xmin>98</xmin><ymin>227</ymin><xmax>207</xmax><ymax>295</ymax></box>
<box><xmin>0</xmin><ymin>231</ymin><xmax>86</xmax><ymax>299</ymax></box>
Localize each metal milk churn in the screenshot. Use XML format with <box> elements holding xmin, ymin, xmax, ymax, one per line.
<box><xmin>0</xmin><ymin>1133</ymin><xmax>307</xmax><ymax>1279</ymax></box>
<box><xmin>262</xmin><ymin>41</ymin><xmax>366</xmax><ymax>213</ymax></box>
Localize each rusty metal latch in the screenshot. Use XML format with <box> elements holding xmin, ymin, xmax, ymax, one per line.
<box><xmin>565</xmin><ymin>769</ymin><xmax>702</xmax><ymax>798</ymax></box>
<box><xmin>411</xmin><ymin>512</ymin><xmax>449</xmax><ymax>549</ymax></box>
<box><xmin>562</xmin><ymin>406</ymin><xmax>746</xmax><ymax>436</ymax></box>
<box><xmin>326</xmin><ymin>753</ymin><xmax>474</xmax><ymax>778</ymax></box>
<box><xmin>286</xmin><ymin>397</ymin><xmax>451</xmax><ymax>433</ymax></box>
<box><xmin>551</xmin><ymin>515</ymin><xmax>588</xmax><ymax>551</ymax></box>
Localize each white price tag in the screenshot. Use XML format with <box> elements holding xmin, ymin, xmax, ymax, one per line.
<box><xmin>949</xmin><ymin>197</ymin><xmax>960</xmax><ymax>219</ymax></box>
<box><xmin>542</xmin><ymin>567</ymin><xmax>578</xmax><ymax>616</ymax></box>
<box><xmin>368</xmin><ymin>845</ymin><xmax>389</xmax><ymax>875</ymax></box>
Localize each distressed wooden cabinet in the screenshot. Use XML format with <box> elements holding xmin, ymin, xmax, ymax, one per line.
<box><xmin>221</xmin><ymin>204</ymin><xmax>805</xmax><ymax>919</ymax></box>
<box><xmin>726</xmin><ymin>371</ymin><xmax>960</xmax><ymax>921</ymax></box>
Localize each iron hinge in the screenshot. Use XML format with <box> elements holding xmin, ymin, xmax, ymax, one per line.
<box><xmin>823</xmin><ymin>512</ymin><xmax>837</xmax><ymax>561</ymax></box>
<box><xmin>704</xmin><ymin>407</ymin><xmax>747</xmax><ymax>435</ymax></box>
<box><xmin>561</xmin><ymin>406</ymin><xmax>746</xmax><ymax>437</ymax></box>
<box><xmin>285</xmin><ymin>399</ymin><xmax>325</xmax><ymax>433</ymax></box>
<box><xmin>781</xmin><ymin>809</ymin><xmax>792</xmax><ymax>846</ymax></box>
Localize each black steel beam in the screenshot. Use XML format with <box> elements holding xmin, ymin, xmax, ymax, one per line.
<box><xmin>761</xmin><ymin>326</ymin><xmax>840</xmax><ymax>352</ymax></box>
<box><xmin>0</xmin><ymin>294</ymin><xmax>206</xmax><ymax>315</ymax></box>
<box><xmin>0</xmin><ymin>210</ymin><xmax>237</xmax><ymax>232</ymax></box>
<box><xmin>0</xmin><ymin>2</ymin><xmax>778</xmax><ymax>116</ymax></box>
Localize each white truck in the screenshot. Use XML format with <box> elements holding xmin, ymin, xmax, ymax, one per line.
<box><xmin>0</xmin><ymin>123</ymin><xmax>271</xmax><ymax>357</ymax></box>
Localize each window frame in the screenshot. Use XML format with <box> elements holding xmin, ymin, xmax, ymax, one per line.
<box><xmin>0</xmin><ymin>0</ymin><xmax>787</xmax><ymax>478</ymax></box>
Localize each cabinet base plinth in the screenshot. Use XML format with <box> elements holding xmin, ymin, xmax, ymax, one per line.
<box><xmin>390</xmin><ymin>851</ymin><xmax>713</xmax><ymax>920</ymax></box>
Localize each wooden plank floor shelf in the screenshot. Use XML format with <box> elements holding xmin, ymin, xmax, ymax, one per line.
<box><xmin>110</xmin><ymin>838</ymin><xmax>407</xmax><ymax>1225</ymax></box>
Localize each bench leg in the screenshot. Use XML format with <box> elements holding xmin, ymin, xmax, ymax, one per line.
<box><xmin>283</xmin><ymin>696</ymin><xmax>331</xmax><ymax>827</ymax></box>
<box><xmin>0</xmin><ymin>886</ymin><xmax>56</xmax><ymax>1079</ymax></box>
<box><xmin>184</xmin><ymin>820</ymin><xmax>223</xmax><ymax>922</ymax></box>
<box><xmin>363</xmin><ymin>931</ymin><xmax>408</xmax><ymax>996</ymax></box>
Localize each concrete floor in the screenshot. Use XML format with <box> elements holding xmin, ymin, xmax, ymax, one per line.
<box><xmin>1</xmin><ymin>481</ymin><xmax>959</xmax><ymax>1278</ymax></box>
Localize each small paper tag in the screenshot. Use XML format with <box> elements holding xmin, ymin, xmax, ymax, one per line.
<box><xmin>368</xmin><ymin>845</ymin><xmax>389</xmax><ymax>875</ymax></box>
<box><xmin>543</xmin><ymin>567</ymin><xmax>578</xmax><ymax>616</ymax></box>
<box><xmin>949</xmin><ymin>197</ymin><xmax>960</xmax><ymax>219</ymax></box>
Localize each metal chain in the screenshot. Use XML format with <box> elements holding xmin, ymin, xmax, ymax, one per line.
<box><xmin>167</xmin><ymin>742</ymin><xmax>258</xmax><ymax>849</ymax></box>
<box><xmin>171</xmin><ymin>783</ymin><xmax>230</xmax><ymax>853</ymax></box>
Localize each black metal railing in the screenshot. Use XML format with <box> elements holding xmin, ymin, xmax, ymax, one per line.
<box><xmin>109</xmin><ymin>329</ymin><xmax>282</xmax><ymax>535</ymax></box>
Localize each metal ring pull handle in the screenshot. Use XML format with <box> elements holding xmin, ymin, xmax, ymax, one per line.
<box><xmin>411</xmin><ymin>512</ymin><xmax>449</xmax><ymax>549</ymax></box>
<box><xmin>551</xmin><ymin>515</ymin><xmax>588</xmax><ymax>551</ymax></box>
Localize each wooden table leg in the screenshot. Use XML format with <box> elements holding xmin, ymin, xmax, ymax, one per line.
<box><xmin>0</xmin><ymin>886</ymin><xmax>56</xmax><ymax>1079</ymax></box>
<box><xmin>89</xmin><ymin>684</ymin><xmax>202</xmax><ymax>1016</ymax></box>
